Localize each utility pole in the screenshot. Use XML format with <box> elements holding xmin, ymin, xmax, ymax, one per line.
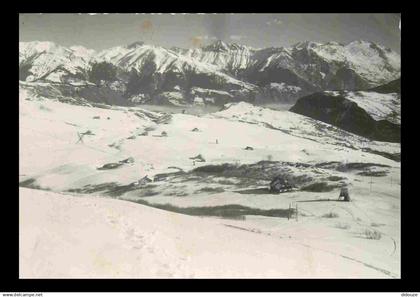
<box><xmin>76</xmin><ymin>132</ymin><xmax>84</xmax><ymax>144</ymax></box>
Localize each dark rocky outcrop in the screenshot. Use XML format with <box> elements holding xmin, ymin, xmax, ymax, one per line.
<box><xmin>326</xmin><ymin>67</ymin><xmax>371</xmax><ymax>90</ymax></box>
<box><xmin>290</xmin><ymin>93</ymin><xmax>400</xmax><ymax>143</ymax></box>
<box><xmin>369</xmin><ymin>78</ymin><xmax>400</xmax><ymax>94</ymax></box>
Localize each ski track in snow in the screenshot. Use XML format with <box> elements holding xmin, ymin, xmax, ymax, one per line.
<box><xmin>224</xmin><ymin>223</ymin><xmax>397</xmax><ymax>278</ymax></box>
<box><xmin>223</xmin><ymin>199</ymin><xmax>399</xmax><ymax>279</ymax></box>
<box><xmin>20</xmin><ymin>188</ymin><xmax>398</xmax><ymax>278</ymax></box>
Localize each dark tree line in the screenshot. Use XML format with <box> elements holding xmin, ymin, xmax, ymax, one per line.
<box><xmin>19</xmin><ymin>63</ymin><xmax>32</xmax><ymax>81</ymax></box>
<box><xmin>88</xmin><ymin>62</ymin><xmax>117</xmax><ymax>85</ymax></box>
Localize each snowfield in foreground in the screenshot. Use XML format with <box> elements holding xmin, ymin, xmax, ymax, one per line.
<box><xmin>20</xmin><ymin>187</ymin><xmax>397</xmax><ymax>278</ymax></box>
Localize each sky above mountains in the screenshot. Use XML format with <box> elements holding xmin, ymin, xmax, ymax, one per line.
<box><xmin>19</xmin><ymin>13</ymin><xmax>401</xmax><ymax>53</ymax></box>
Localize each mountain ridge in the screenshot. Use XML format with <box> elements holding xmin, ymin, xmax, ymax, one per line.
<box><xmin>19</xmin><ymin>39</ymin><xmax>400</xmax><ymax>107</ymax></box>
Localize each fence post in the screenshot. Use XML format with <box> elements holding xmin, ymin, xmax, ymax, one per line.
<box><xmin>288</xmin><ymin>203</ymin><xmax>290</xmax><ymax>220</ymax></box>
<box><xmin>296</xmin><ymin>204</ymin><xmax>298</xmax><ymax>222</ymax></box>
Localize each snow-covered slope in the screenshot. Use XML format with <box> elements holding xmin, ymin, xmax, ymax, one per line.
<box><xmin>172</xmin><ymin>41</ymin><xmax>256</xmax><ymax>75</ymax></box>
<box><xmin>20</xmin><ymin>93</ymin><xmax>399</xmax><ymax>193</ymax></box>
<box><xmin>242</xmin><ymin>40</ymin><xmax>400</xmax><ymax>92</ymax></box>
<box><xmin>19</xmin><ymin>41</ymin><xmax>95</xmax><ymax>82</ymax></box>
<box><xmin>94</xmin><ymin>42</ymin><xmax>257</xmax><ymax>91</ymax></box>
<box><xmin>20</xmin><ymin>187</ymin><xmax>399</xmax><ymax>278</ymax></box>
<box><xmin>325</xmin><ymin>91</ymin><xmax>400</xmax><ymax>125</ymax></box>
<box><xmin>174</xmin><ymin>40</ymin><xmax>400</xmax><ymax>89</ymax></box>
<box><xmin>311</xmin><ymin>40</ymin><xmax>400</xmax><ymax>86</ymax></box>
<box><xmin>19</xmin><ymin>40</ymin><xmax>400</xmax><ymax>106</ymax></box>
<box><xmin>95</xmin><ymin>43</ymin><xmax>214</xmax><ymax>73</ymax></box>
<box><xmin>19</xmin><ymin>90</ymin><xmax>400</xmax><ymax>278</ymax></box>
<box><xmin>213</xmin><ymin>102</ymin><xmax>400</xmax><ymax>156</ymax></box>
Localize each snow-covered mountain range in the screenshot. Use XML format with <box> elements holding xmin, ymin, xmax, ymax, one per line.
<box><xmin>19</xmin><ymin>40</ymin><xmax>400</xmax><ymax>106</ymax></box>
<box><xmin>19</xmin><ymin>40</ymin><xmax>401</xmax><ymax>278</ymax></box>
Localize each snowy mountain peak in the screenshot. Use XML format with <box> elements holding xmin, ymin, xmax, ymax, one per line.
<box><xmin>201</xmin><ymin>40</ymin><xmax>255</xmax><ymax>52</ymax></box>
<box><xmin>19</xmin><ymin>41</ymin><xmax>97</xmax><ymax>83</ymax></box>
<box><xmin>19</xmin><ymin>39</ymin><xmax>400</xmax><ymax>105</ymax></box>
<box><xmin>292</xmin><ymin>41</ymin><xmax>322</xmax><ymax>49</ymax></box>
<box><xmin>20</xmin><ymin>41</ymin><xmax>62</xmax><ymax>53</ymax></box>
<box><xmin>324</xmin><ymin>41</ymin><xmax>345</xmax><ymax>47</ymax></box>
<box><xmin>20</xmin><ymin>41</ymin><xmax>96</xmax><ymax>59</ymax></box>
<box><xmin>290</xmin><ymin>39</ymin><xmax>397</xmax><ymax>56</ymax></box>
<box><xmin>202</xmin><ymin>40</ymin><xmax>230</xmax><ymax>52</ymax></box>
<box><xmin>347</xmin><ymin>39</ymin><xmax>374</xmax><ymax>47</ymax></box>
<box><xmin>69</xmin><ymin>45</ymin><xmax>96</xmax><ymax>59</ymax></box>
